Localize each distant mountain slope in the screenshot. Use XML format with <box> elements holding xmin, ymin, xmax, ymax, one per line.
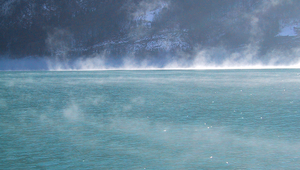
<box><xmin>0</xmin><ymin>0</ymin><xmax>300</xmax><ymax>59</ymax></box>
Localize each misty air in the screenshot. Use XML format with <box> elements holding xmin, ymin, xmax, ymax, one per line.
<box><xmin>1</xmin><ymin>0</ymin><xmax>300</xmax><ymax>169</ymax></box>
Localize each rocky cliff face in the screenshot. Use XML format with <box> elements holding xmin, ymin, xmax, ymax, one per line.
<box><xmin>1</xmin><ymin>0</ymin><xmax>300</xmax><ymax>59</ymax></box>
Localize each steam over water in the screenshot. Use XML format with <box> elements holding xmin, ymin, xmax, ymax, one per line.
<box><xmin>1</xmin><ymin>70</ymin><xmax>300</xmax><ymax>169</ymax></box>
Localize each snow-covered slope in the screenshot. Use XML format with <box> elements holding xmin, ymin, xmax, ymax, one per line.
<box><xmin>1</xmin><ymin>0</ymin><xmax>300</xmax><ymax>57</ymax></box>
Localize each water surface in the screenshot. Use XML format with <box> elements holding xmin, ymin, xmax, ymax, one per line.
<box><xmin>1</xmin><ymin>69</ymin><xmax>300</xmax><ymax>169</ymax></box>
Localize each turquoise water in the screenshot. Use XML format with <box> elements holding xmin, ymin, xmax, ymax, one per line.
<box><xmin>1</xmin><ymin>69</ymin><xmax>300</xmax><ymax>169</ymax></box>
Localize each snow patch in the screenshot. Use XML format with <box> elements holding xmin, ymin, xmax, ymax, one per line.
<box><xmin>133</xmin><ymin>1</ymin><xmax>168</xmax><ymax>27</ymax></box>
<box><xmin>134</xmin><ymin>7</ymin><xmax>164</xmax><ymax>22</ymax></box>
<box><xmin>276</xmin><ymin>20</ymin><xmax>300</xmax><ymax>37</ymax></box>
